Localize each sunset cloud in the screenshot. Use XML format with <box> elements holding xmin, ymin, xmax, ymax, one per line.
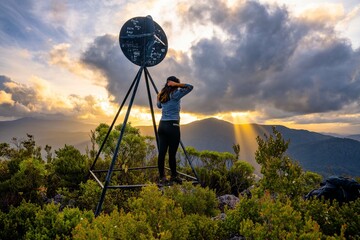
<box><xmin>49</xmin><ymin>43</ymin><xmax>106</xmax><ymax>86</ymax></box>
<box><xmin>181</xmin><ymin>1</ymin><xmax>360</xmax><ymax>115</ymax></box>
<box><xmin>298</xmin><ymin>3</ymin><xmax>345</xmax><ymax>24</ymax></box>
<box><xmin>0</xmin><ymin>75</ymin><xmax>116</xmax><ymax>122</ymax></box>
<box><xmin>0</xmin><ymin>0</ymin><xmax>360</xmax><ymax>134</ymax></box>
<box><xmin>79</xmin><ymin>0</ymin><xmax>360</xmax><ymax>119</ymax></box>
<box><xmin>0</xmin><ymin>90</ymin><xmax>13</xmax><ymax>105</ymax></box>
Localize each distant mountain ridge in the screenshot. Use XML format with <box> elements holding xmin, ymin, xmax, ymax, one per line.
<box><xmin>0</xmin><ymin>117</ymin><xmax>98</xmax><ymax>153</ymax></box>
<box><xmin>347</xmin><ymin>134</ymin><xmax>360</xmax><ymax>142</ymax></box>
<box><xmin>0</xmin><ymin>117</ymin><xmax>359</xmax><ymax>177</ymax></box>
<box><xmin>139</xmin><ymin>118</ymin><xmax>360</xmax><ymax>177</ymax></box>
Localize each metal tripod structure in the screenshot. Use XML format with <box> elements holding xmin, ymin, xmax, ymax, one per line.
<box><xmin>88</xmin><ymin>66</ymin><xmax>200</xmax><ymax>216</ymax></box>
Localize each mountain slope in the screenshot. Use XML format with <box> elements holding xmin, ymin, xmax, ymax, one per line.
<box><xmin>0</xmin><ymin>117</ymin><xmax>97</xmax><ymax>152</ymax></box>
<box><xmin>1</xmin><ymin>117</ymin><xmax>359</xmax><ymax>177</ymax></box>
<box><xmin>347</xmin><ymin>134</ymin><xmax>360</xmax><ymax>142</ymax></box>
<box><xmin>289</xmin><ymin>138</ymin><xmax>360</xmax><ymax>176</ymax></box>
<box><xmin>139</xmin><ymin>118</ymin><xmax>360</xmax><ymax>177</ymax></box>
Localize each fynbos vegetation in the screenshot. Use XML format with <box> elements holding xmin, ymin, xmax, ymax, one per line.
<box><xmin>0</xmin><ymin>124</ymin><xmax>359</xmax><ymax>239</ymax></box>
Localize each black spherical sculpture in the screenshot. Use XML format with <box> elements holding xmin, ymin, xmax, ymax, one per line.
<box><xmin>119</xmin><ymin>15</ymin><xmax>168</xmax><ymax>67</ymax></box>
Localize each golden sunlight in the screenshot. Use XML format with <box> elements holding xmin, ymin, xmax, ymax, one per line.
<box><xmin>0</xmin><ymin>90</ymin><xmax>13</xmax><ymax>105</ymax></box>
<box><xmin>98</xmin><ymin>99</ymin><xmax>116</xmax><ymax>116</ymax></box>
<box><xmin>229</xmin><ymin>111</ymin><xmax>264</xmax><ymax>169</ymax></box>
<box><xmin>129</xmin><ymin>108</ymin><xmax>202</xmax><ymax>126</ymax></box>
<box><xmin>298</xmin><ymin>3</ymin><xmax>344</xmax><ymax>23</ymax></box>
<box><xmin>230</xmin><ymin>112</ymin><xmax>251</xmax><ymax>145</ymax></box>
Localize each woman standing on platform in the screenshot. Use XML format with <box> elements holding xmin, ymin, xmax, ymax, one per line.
<box><xmin>157</xmin><ymin>76</ymin><xmax>193</xmax><ymax>184</ymax></box>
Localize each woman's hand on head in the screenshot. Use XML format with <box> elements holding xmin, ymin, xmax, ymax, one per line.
<box><xmin>167</xmin><ymin>81</ymin><xmax>179</xmax><ymax>87</ymax></box>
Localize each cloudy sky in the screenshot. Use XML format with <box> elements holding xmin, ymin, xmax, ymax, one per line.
<box><xmin>0</xmin><ymin>0</ymin><xmax>359</xmax><ymax>134</ymax></box>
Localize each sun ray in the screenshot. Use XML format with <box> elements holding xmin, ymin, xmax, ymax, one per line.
<box><xmin>230</xmin><ymin>112</ymin><xmax>264</xmax><ymax>173</ymax></box>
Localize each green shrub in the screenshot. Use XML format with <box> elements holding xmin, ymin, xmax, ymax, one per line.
<box><xmin>338</xmin><ymin>198</ymin><xmax>360</xmax><ymax>239</ymax></box>
<box><xmin>221</xmin><ymin>191</ymin><xmax>324</xmax><ymax>239</ymax></box>
<box><xmin>239</xmin><ymin>195</ymin><xmax>319</xmax><ymax>239</ymax></box>
<box><xmin>129</xmin><ymin>184</ymin><xmax>189</xmax><ymax>239</ymax></box>
<box><xmin>0</xmin><ymin>201</ymin><xmax>40</xmax><ymax>240</ymax></box>
<box><xmin>25</xmin><ymin>203</ymin><xmax>93</xmax><ymax>240</ymax></box>
<box><xmin>74</xmin><ymin>184</ymin><xmax>191</xmax><ymax>239</ymax></box>
<box><xmin>47</xmin><ymin>145</ymin><xmax>88</xmax><ymax>196</ymax></box>
<box><xmin>77</xmin><ymin>180</ymin><xmax>104</xmax><ymax>211</ymax></box>
<box><xmin>73</xmin><ymin>210</ymin><xmax>154</xmax><ymax>240</ymax></box>
<box><xmin>163</xmin><ymin>182</ymin><xmax>219</xmax><ymax>217</ymax></box>
<box><xmin>218</xmin><ymin>192</ymin><xmax>261</xmax><ymax>238</ymax></box>
<box><xmin>255</xmin><ymin>127</ymin><xmax>307</xmax><ymax>198</ymax></box>
<box><xmin>185</xmin><ymin>214</ymin><xmax>219</xmax><ymax>240</ymax></box>
<box><xmin>227</xmin><ymin>160</ymin><xmax>255</xmax><ymax>196</ymax></box>
<box><xmin>197</xmin><ymin>167</ymin><xmax>231</xmax><ymax>195</ymax></box>
<box><xmin>301</xmin><ymin>198</ymin><xmax>360</xmax><ymax>239</ymax></box>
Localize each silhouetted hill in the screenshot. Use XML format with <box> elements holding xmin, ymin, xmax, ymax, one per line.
<box><xmin>347</xmin><ymin>134</ymin><xmax>360</xmax><ymax>142</ymax></box>
<box><xmin>1</xmin><ymin>117</ymin><xmax>359</xmax><ymax>177</ymax></box>
<box><xmin>0</xmin><ymin>117</ymin><xmax>97</xmax><ymax>153</ymax></box>
<box><xmin>289</xmin><ymin>137</ymin><xmax>360</xmax><ymax>176</ymax></box>
<box><xmin>139</xmin><ymin>118</ymin><xmax>360</xmax><ymax>177</ymax></box>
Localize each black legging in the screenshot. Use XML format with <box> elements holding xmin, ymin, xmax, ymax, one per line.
<box><xmin>158</xmin><ymin>120</ymin><xmax>180</xmax><ymax>178</ymax></box>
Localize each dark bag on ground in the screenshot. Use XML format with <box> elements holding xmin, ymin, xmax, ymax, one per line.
<box><xmin>305</xmin><ymin>176</ymin><xmax>360</xmax><ymax>203</ymax></box>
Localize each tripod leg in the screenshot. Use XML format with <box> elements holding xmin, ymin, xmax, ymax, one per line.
<box><xmin>88</xmin><ymin>69</ymin><xmax>142</xmax><ymax>176</ymax></box>
<box><xmin>145</xmin><ymin>67</ymin><xmax>159</xmax><ymax>93</ymax></box>
<box><xmin>179</xmin><ymin>141</ymin><xmax>200</xmax><ymax>183</ymax></box>
<box><xmin>95</xmin><ymin>67</ymin><xmax>143</xmax><ymax>216</ymax></box>
<box><xmin>144</xmin><ymin>67</ymin><xmax>159</xmax><ymax>150</ymax></box>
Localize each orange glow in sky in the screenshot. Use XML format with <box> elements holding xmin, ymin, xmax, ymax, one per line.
<box><xmin>0</xmin><ymin>0</ymin><xmax>359</xmax><ymax>135</ymax></box>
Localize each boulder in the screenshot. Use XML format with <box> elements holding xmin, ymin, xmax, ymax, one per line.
<box><xmin>217</xmin><ymin>194</ymin><xmax>239</xmax><ymax>212</ymax></box>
